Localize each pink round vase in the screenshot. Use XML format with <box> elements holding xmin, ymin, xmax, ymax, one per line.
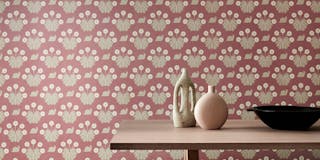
<box><xmin>194</xmin><ymin>85</ymin><xmax>228</xmax><ymax>130</ymax></box>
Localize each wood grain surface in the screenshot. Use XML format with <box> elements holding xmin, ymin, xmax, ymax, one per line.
<box><xmin>110</xmin><ymin>120</ymin><xmax>320</xmax><ymax>150</ymax></box>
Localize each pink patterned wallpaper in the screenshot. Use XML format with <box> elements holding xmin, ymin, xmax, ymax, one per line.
<box><xmin>0</xmin><ymin>0</ymin><xmax>320</xmax><ymax>159</ymax></box>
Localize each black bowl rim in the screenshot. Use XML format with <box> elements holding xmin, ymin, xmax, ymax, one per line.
<box><xmin>249</xmin><ymin>105</ymin><xmax>320</xmax><ymax>113</ymax></box>
<box><xmin>248</xmin><ymin>105</ymin><xmax>320</xmax><ymax>130</ymax></box>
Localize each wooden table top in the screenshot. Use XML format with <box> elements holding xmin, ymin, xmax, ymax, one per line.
<box><xmin>110</xmin><ymin>120</ymin><xmax>320</xmax><ymax>150</ymax></box>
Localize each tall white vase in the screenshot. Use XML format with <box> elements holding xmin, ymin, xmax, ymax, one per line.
<box><xmin>172</xmin><ymin>68</ymin><xmax>196</xmax><ymax>128</ymax></box>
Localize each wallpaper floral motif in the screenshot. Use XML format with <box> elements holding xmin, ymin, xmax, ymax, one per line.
<box><xmin>0</xmin><ymin>0</ymin><xmax>320</xmax><ymax>159</ymax></box>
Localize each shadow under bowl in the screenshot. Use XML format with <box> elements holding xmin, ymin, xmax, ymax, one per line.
<box><xmin>247</xmin><ymin>106</ymin><xmax>320</xmax><ymax>130</ymax></box>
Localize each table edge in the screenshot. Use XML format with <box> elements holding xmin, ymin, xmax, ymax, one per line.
<box><xmin>110</xmin><ymin>120</ymin><xmax>320</xmax><ymax>150</ymax></box>
<box><xmin>110</xmin><ymin>142</ymin><xmax>320</xmax><ymax>150</ymax></box>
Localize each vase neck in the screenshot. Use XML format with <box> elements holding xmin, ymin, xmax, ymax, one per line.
<box><xmin>181</xmin><ymin>68</ymin><xmax>188</xmax><ymax>77</ymax></box>
<box><xmin>208</xmin><ymin>85</ymin><xmax>215</xmax><ymax>93</ymax></box>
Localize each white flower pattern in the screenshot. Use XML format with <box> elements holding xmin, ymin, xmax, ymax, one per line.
<box><xmin>0</xmin><ymin>1</ymin><xmax>319</xmax><ymax>160</ymax></box>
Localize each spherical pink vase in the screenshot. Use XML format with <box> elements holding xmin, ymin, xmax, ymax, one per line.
<box><xmin>194</xmin><ymin>85</ymin><xmax>228</xmax><ymax>130</ymax></box>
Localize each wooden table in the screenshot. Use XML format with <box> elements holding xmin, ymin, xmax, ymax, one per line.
<box><xmin>110</xmin><ymin>120</ymin><xmax>320</xmax><ymax>160</ymax></box>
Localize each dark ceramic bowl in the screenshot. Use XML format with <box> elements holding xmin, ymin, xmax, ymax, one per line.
<box><xmin>247</xmin><ymin>106</ymin><xmax>320</xmax><ymax>130</ymax></box>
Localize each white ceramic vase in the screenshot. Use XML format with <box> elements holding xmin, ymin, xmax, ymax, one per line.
<box><xmin>172</xmin><ymin>68</ymin><xmax>196</xmax><ymax>128</ymax></box>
